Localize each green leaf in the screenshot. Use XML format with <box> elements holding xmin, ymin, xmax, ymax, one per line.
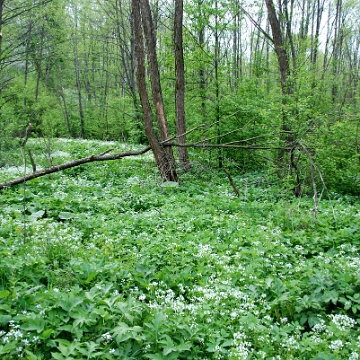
<box><xmin>160</xmin><ymin>181</ymin><xmax>179</xmax><ymax>188</ymax></box>
<box><xmin>112</xmin><ymin>323</ymin><xmax>144</xmax><ymax>343</ymax></box>
<box><xmin>58</xmin><ymin>211</ymin><xmax>73</xmax><ymax>220</ymax></box>
<box><xmin>22</xmin><ymin>316</ymin><xmax>45</xmax><ymax>333</ymax></box>
<box><xmin>311</xmin><ymin>353</ymin><xmax>336</xmax><ymax>360</ymax></box>
<box><xmin>85</xmin><ymin>272</ymin><xmax>97</xmax><ymax>283</ymax></box>
<box><xmin>29</xmin><ymin>210</ymin><xmax>45</xmax><ymax>221</ymax></box>
<box><xmin>0</xmin><ymin>290</ymin><xmax>10</xmax><ymax>298</ymax></box>
<box><xmin>160</xmin><ymin>335</ymin><xmax>175</xmax><ymax>355</ymax></box>
<box><xmin>24</xmin><ymin>350</ymin><xmax>41</xmax><ymax>360</ymax></box>
<box><xmin>42</xmin><ymin>328</ymin><xmax>53</xmax><ymax>339</ymax></box>
<box><xmin>77</xmin><ymin>341</ymin><xmax>100</xmax><ymax>357</ymax></box>
<box><xmin>51</xmin><ymin>353</ymin><xmax>73</xmax><ymax>360</ymax></box>
<box><xmin>56</xmin><ymin>340</ymin><xmax>79</xmax><ymax>357</ymax></box>
<box><xmin>59</xmin><ymin>296</ymin><xmax>84</xmax><ymax>312</ymax></box>
<box><xmin>0</xmin><ymin>342</ymin><xmax>17</xmax><ymax>355</ymax></box>
<box><xmin>144</xmin><ymin>354</ymin><xmax>169</xmax><ymax>360</ymax></box>
<box><xmin>0</xmin><ymin>315</ymin><xmax>12</xmax><ymax>326</ymax></box>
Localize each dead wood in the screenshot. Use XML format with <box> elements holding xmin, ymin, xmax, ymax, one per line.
<box><xmin>223</xmin><ymin>168</ymin><xmax>240</xmax><ymax>197</ymax></box>
<box><xmin>0</xmin><ymin>146</ymin><xmax>151</xmax><ymax>191</ymax></box>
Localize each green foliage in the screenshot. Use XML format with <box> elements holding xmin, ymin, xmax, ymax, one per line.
<box><xmin>0</xmin><ymin>0</ymin><xmax>359</xmax><ymax>195</ymax></box>
<box><xmin>313</xmin><ymin>114</ymin><xmax>360</xmax><ymax>195</ymax></box>
<box><xmin>1</xmin><ymin>138</ymin><xmax>360</xmax><ymax>359</ymax></box>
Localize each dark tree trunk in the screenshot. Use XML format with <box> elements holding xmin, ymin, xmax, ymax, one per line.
<box><xmin>265</xmin><ymin>0</ymin><xmax>300</xmax><ymax>196</ymax></box>
<box><xmin>174</xmin><ymin>0</ymin><xmax>190</xmax><ymax>170</ymax></box>
<box><xmin>72</xmin><ymin>5</ymin><xmax>85</xmax><ymax>138</ymax></box>
<box><xmin>214</xmin><ymin>0</ymin><xmax>222</xmax><ymax>168</ymax></box>
<box><xmin>197</xmin><ymin>0</ymin><xmax>206</xmax><ymax>125</ymax></box>
<box><xmin>265</xmin><ymin>0</ymin><xmax>291</xmax><ymax>95</ymax></box>
<box><xmin>0</xmin><ymin>0</ymin><xmax>4</xmax><ymax>60</ymax></box>
<box><xmin>132</xmin><ymin>0</ymin><xmax>178</xmax><ymax>182</ymax></box>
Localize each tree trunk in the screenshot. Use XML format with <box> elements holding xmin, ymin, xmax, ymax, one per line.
<box><xmin>331</xmin><ymin>0</ymin><xmax>344</xmax><ymax>103</ymax></box>
<box><xmin>197</xmin><ymin>0</ymin><xmax>206</xmax><ymax>125</ymax></box>
<box><xmin>265</xmin><ymin>0</ymin><xmax>291</xmax><ymax>95</ymax></box>
<box><xmin>58</xmin><ymin>86</ymin><xmax>72</xmax><ymax>138</ymax></box>
<box><xmin>132</xmin><ymin>0</ymin><xmax>178</xmax><ymax>182</ymax></box>
<box><xmin>111</xmin><ymin>0</ymin><xmax>143</xmax><ymax>142</ymax></box>
<box><xmin>72</xmin><ymin>4</ymin><xmax>85</xmax><ymax>138</ymax></box>
<box><xmin>0</xmin><ymin>0</ymin><xmax>3</xmax><ymax>59</ymax></box>
<box><xmin>214</xmin><ymin>0</ymin><xmax>222</xmax><ymax>168</ymax></box>
<box><xmin>174</xmin><ymin>0</ymin><xmax>190</xmax><ymax>170</ymax></box>
<box><xmin>265</xmin><ymin>0</ymin><xmax>300</xmax><ymax>196</ymax></box>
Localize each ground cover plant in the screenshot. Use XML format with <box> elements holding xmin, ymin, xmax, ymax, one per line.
<box><xmin>0</xmin><ymin>138</ymin><xmax>360</xmax><ymax>359</ymax></box>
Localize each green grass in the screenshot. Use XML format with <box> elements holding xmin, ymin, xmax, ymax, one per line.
<box><xmin>0</xmin><ymin>138</ymin><xmax>360</xmax><ymax>359</ymax></box>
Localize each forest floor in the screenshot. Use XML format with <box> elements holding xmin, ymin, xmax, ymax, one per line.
<box><xmin>0</xmin><ymin>138</ymin><xmax>360</xmax><ymax>359</ymax></box>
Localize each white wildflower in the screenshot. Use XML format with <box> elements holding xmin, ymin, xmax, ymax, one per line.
<box><xmin>328</xmin><ymin>314</ymin><xmax>356</xmax><ymax>331</ymax></box>
<box><xmin>328</xmin><ymin>339</ymin><xmax>343</xmax><ymax>351</ymax></box>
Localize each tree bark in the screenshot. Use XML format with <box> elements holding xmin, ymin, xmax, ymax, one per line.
<box><xmin>0</xmin><ymin>141</ymin><xmax>286</xmax><ymax>191</ymax></box>
<box><xmin>0</xmin><ymin>147</ymin><xmax>151</xmax><ymax>191</ymax></box>
<box><xmin>174</xmin><ymin>0</ymin><xmax>190</xmax><ymax>170</ymax></box>
<box><xmin>265</xmin><ymin>0</ymin><xmax>291</xmax><ymax>95</ymax></box>
<box><xmin>72</xmin><ymin>3</ymin><xmax>85</xmax><ymax>138</ymax></box>
<box><xmin>0</xmin><ymin>0</ymin><xmax>4</xmax><ymax>59</ymax></box>
<box><xmin>140</xmin><ymin>0</ymin><xmax>170</xmax><ymax>142</ymax></box>
<box><xmin>214</xmin><ymin>0</ymin><xmax>222</xmax><ymax>168</ymax></box>
<box><xmin>265</xmin><ymin>0</ymin><xmax>300</xmax><ymax>196</ymax></box>
<box><xmin>198</xmin><ymin>1</ymin><xmax>206</xmax><ymax>125</ymax></box>
<box><xmin>132</xmin><ymin>0</ymin><xmax>178</xmax><ymax>182</ymax></box>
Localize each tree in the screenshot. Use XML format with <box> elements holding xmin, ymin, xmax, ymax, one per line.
<box><xmin>264</xmin><ymin>0</ymin><xmax>301</xmax><ymax>195</ymax></box>
<box><xmin>174</xmin><ymin>0</ymin><xmax>190</xmax><ymax>170</ymax></box>
<box><xmin>69</xmin><ymin>0</ymin><xmax>85</xmax><ymax>138</ymax></box>
<box><xmin>132</xmin><ymin>0</ymin><xmax>178</xmax><ymax>182</ymax></box>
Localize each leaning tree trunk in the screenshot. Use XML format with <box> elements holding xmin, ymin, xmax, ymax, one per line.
<box><xmin>132</xmin><ymin>0</ymin><xmax>178</xmax><ymax>182</ymax></box>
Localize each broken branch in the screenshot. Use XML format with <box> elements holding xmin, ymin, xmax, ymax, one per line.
<box><xmin>0</xmin><ymin>146</ymin><xmax>151</xmax><ymax>191</ymax></box>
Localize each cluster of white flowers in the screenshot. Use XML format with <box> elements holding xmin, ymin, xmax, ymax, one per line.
<box><xmin>311</xmin><ymin>335</ymin><xmax>324</xmax><ymax>344</ymax></box>
<box><xmin>312</xmin><ymin>318</ymin><xmax>327</xmax><ymax>333</ymax></box>
<box><xmin>0</xmin><ymin>320</ymin><xmax>41</xmax><ymax>357</ymax></box>
<box><xmin>101</xmin><ymin>332</ymin><xmax>113</xmax><ymax>344</ymax></box>
<box><xmin>29</xmin><ymin>221</ymin><xmax>83</xmax><ymax>256</ymax></box>
<box><xmin>294</xmin><ymin>245</ymin><xmax>305</xmax><ymax>253</ymax></box>
<box><xmin>328</xmin><ymin>339</ymin><xmax>343</xmax><ymax>351</ymax></box>
<box><xmin>349</xmin><ymin>353</ymin><xmax>359</xmax><ymax>360</ymax></box>
<box><xmin>328</xmin><ymin>314</ymin><xmax>357</xmax><ymax>331</ymax></box>
<box><xmin>178</xmin><ymin>283</ymin><xmax>185</xmax><ymax>294</ymax></box>
<box><xmin>230</xmin><ymin>332</ymin><xmax>253</xmax><ymax>359</ymax></box>
<box><xmin>194</xmin><ymin>243</ymin><xmax>214</xmax><ymax>258</ymax></box>
<box><xmin>1</xmin><ymin>321</ymin><xmax>23</xmax><ymax>343</ymax></box>
<box><xmin>281</xmin><ymin>335</ymin><xmax>299</xmax><ymax>350</ymax></box>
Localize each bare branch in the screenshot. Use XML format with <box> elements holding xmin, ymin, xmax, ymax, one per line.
<box><xmin>163</xmin><ymin>142</ymin><xmax>285</xmax><ymax>150</ymax></box>
<box><xmin>0</xmin><ymin>140</ymin><xmax>286</xmax><ymax>191</ymax></box>
<box><xmin>0</xmin><ymin>146</ymin><xmax>151</xmax><ymax>191</ymax></box>
<box><xmin>223</xmin><ymin>168</ymin><xmax>240</xmax><ymax>197</ymax></box>
<box><xmin>239</xmin><ymin>5</ymin><xmax>274</xmax><ymax>44</ymax></box>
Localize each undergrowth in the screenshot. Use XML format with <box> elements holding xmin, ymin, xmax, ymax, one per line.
<box><xmin>0</xmin><ymin>138</ymin><xmax>360</xmax><ymax>359</ymax></box>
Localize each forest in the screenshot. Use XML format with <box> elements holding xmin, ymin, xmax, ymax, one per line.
<box><xmin>1</xmin><ymin>0</ymin><xmax>360</xmax><ymax>359</ymax></box>
<box><xmin>0</xmin><ymin>0</ymin><xmax>359</xmax><ymax>194</ymax></box>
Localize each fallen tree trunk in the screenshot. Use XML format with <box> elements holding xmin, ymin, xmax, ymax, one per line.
<box><xmin>0</xmin><ymin>140</ymin><xmax>288</xmax><ymax>191</ymax></box>
<box><xmin>0</xmin><ymin>146</ymin><xmax>151</xmax><ymax>191</ymax></box>
<box><xmin>0</xmin><ymin>140</ymin><xmax>301</xmax><ymax>191</ymax></box>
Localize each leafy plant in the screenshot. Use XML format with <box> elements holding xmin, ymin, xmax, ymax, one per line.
<box><xmin>1</xmin><ymin>138</ymin><xmax>360</xmax><ymax>359</ymax></box>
